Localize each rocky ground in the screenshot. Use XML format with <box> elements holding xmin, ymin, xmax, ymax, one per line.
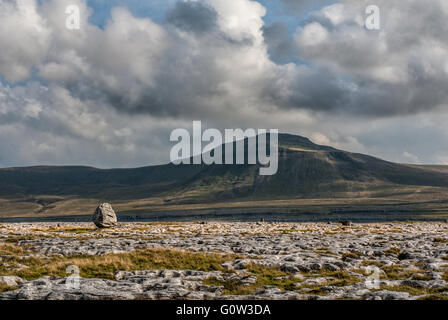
<box><xmin>1</xmin><ymin>221</ymin><xmax>448</xmax><ymax>300</ymax></box>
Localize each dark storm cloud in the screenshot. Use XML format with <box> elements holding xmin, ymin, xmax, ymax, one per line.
<box><xmin>166</xmin><ymin>1</ymin><xmax>218</xmax><ymax>34</ymax></box>
<box><xmin>262</xmin><ymin>22</ymin><xmax>295</xmax><ymax>63</ymax></box>
<box><xmin>288</xmin><ymin>0</ymin><xmax>448</xmax><ymax>117</ymax></box>
<box><xmin>265</xmin><ymin>67</ymin><xmax>448</xmax><ymax>118</ymax></box>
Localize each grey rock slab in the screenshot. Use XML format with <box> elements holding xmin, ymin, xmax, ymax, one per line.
<box><xmin>0</xmin><ymin>276</ymin><xmax>24</xmax><ymax>287</ymax></box>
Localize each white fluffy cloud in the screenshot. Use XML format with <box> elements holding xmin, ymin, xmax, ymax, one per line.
<box><xmin>294</xmin><ymin>0</ymin><xmax>448</xmax><ymax>114</ymax></box>
<box><xmin>1</xmin><ymin>0</ymin><xmax>448</xmax><ymax>167</ymax></box>
<box><xmin>0</xmin><ymin>0</ymin><xmax>51</xmax><ymax>82</ymax></box>
<box><xmin>29</xmin><ymin>0</ymin><xmax>281</xmax><ymax>121</ymax></box>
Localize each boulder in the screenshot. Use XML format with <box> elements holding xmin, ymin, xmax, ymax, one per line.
<box><xmin>92</xmin><ymin>203</ymin><xmax>117</xmax><ymax>228</ymax></box>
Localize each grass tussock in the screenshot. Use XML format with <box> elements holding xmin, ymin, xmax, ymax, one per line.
<box><xmin>304</xmin><ymin>270</ymin><xmax>361</xmax><ymax>287</ymax></box>
<box><xmin>0</xmin><ymin>283</ymin><xmax>18</xmax><ymax>293</ymax></box>
<box><xmin>296</xmin><ymin>271</ymin><xmax>361</xmax><ymax>296</ymax></box>
<box><xmin>442</xmin><ymin>272</ymin><xmax>448</xmax><ymax>282</ymax></box>
<box><xmin>0</xmin><ymin>242</ymin><xmax>27</xmax><ymax>256</ymax></box>
<box><xmin>341</xmin><ymin>251</ymin><xmax>361</xmax><ymax>261</ymax></box>
<box><xmin>361</xmin><ymin>260</ymin><xmax>385</xmax><ymax>268</ymax></box>
<box><xmin>4</xmin><ymin>235</ymin><xmax>53</xmax><ymax>243</ymax></box>
<box><xmin>31</xmin><ymin>226</ymin><xmax>98</xmax><ymax>234</ymax></box>
<box><xmin>433</xmin><ymin>237</ymin><xmax>447</xmax><ymax>244</ymax></box>
<box><xmin>410</xmin><ymin>273</ymin><xmax>433</xmax><ymax>281</ymax></box>
<box><xmin>380</xmin><ymin>285</ymin><xmax>448</xmax><ymax>296</ymax></box>
<box><xmin>277</xmin><ymin>229</ymin><xmax>297</xmax><ymax>234</ymax></box>
<box><xmin>0</xmin><ymin>242</ymin><xmax>239</xmax><ymax>281</ymax></box>
<box><xmin>418</xmin><ymin>294</ymin><xmax>448</xmax><ymax>300</ymax></box>
<box><xmin>380</xmin><ymin>265</ymin><xmax>426</xmax><ymax>280</ymax></box>
<box><xmin>384</xmin><ymin>247</ymin><xmax>402</xmax><ymax>256</ymax></box>
<box><xmin>203</xmin><ymin>264</ymin><xmax>298</xmax><ymax>295</ymax></box>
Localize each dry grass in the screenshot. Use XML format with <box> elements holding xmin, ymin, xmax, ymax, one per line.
<box><xmin>381</xmin><ymin>265</ymin><xmax>425</xmax><ymax>280</ymax></box>
<box><xmin>442</xmin><ymin>272</ymin><xmax>448</xmax><ymax>282</ymax></box>
<box><xmin>433</xmin><ymin>237</ymin><xmax>447</xmax><ymax>244</ymax></box>
<box><xmin>418</xmin><ymin>294</ymin><xmax>448</xmax><ymax>300</ymax></box>
<box><xmin>313</xmin><ymin>248</ymin><xmax>337</xmax><ymax>255</ymax></box>
<box><xmin>341</xmin><ymin>251</ymin><xmax>362</xmax><ymax>261</ymax></box>
<box><xmin>0</xmin><ymin>242</ymin><xmax>27</xmax><ymax>256</ymax></box>
<box><xmin>384</xmin><ymin>247</ymin><xmax>402</xmax><ymax>256</ymax></box>
<box><xmin>410</xmin><ymin>273</ymin><xmax>433</xmax><ymax>281</ymax></box>
<box><xmin>203</xmin><ymin>264</ymin><xmax>298</xmax><ymax>295</ymax></box>
<box><xmin>361</xmin><ymin>260</ymin><xmax>385</xmax><ymax>267</ymax></box>
<box><xmin>0</xmin><ymin>283</ymin><xmax>18</xmax><ymax>293</ymax></box>
<box><xmin>277</xmin><ymin>229</ymin><xmax>298</xmax><ymax>234</ymax></box>
<box><xmin>297</xmin><ymin>271</ymin><xmax>361</xmax><ymax>295</ymax></box>
<box><xmin>31</xmin><ymin>226</ymin><xmax>102</xmax><ymax>233</ymax></box>
<box><xmin>0</xmin><ymin>242</ymin><xmax>240</xmax><ymax>281</ymax></box>
<box><xmin>380</xmin><ymin>285</ymin><xmax>448</xmax><ymax>296</ymax></box>
<box><xmin>304</xmin><ymin>270</ymin><xmax>361</xmax><ymax>287</ymax></box>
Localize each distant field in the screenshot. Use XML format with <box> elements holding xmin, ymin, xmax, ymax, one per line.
<box><xmin>1</xmin><ymin>185</ymin><xmax>448</xmax><ymax>222</ymax></box>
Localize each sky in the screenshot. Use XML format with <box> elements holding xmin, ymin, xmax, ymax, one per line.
<box><xmin>1</xmin><ymin>0</ymin><xmax>448</xmax><ymax>168</ymax></box>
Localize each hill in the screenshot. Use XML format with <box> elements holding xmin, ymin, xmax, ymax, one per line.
<box><xmin>1</xmin><ymin>133</ymin><xmax>448</xmax><ymax>221</ymax></box>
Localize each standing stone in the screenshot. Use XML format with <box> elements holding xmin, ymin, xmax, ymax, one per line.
<box><xmin>92</xmin><ymin>203</ymin><xmax>117</xmax><ymax>228</ymax></box>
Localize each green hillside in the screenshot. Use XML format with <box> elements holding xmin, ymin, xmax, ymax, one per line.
<box><xmin>1</xmin><ymin>133</ymin><xmax>448</xmax><ymax>219</ymax></box>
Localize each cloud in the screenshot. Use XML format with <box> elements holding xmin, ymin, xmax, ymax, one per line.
<box><xmin>0</xmin><ymin>80</ymin><xmax>183</xmax><ymax>167</ymax></box>
<box><xmin>1</xmin><ymin>0</ymin><xmax>448</xmax><ymax>168</ymax></box>
<box><xmin>280</xmin><ymin>0</ymin><xmax>334</xmax><ymax>13</ymax></box>
<box><xmin>30</xmin><ymin>0</ymin><xmax>275</xmax><ymax>121</ymax></box>
<box><xmin>262</xmin><ymin>21</ymin><xmax>295</xmax><ymax>63</ymax></box>
<box><xmin>292</xmin><ymin>0</ymin><xmax>448</xmax><ymax>116</ymax></box>
<box><xmin>0</xmin><ymin>0</ymin><xmax>51</xmax><ymax>82</ymax></box>
<box><xmin>166</xmin><ymin>1</ymin><xmax>218</xmax><ymax>34</ymax></box>
<box><xmin>0</xmin><ymin>0</ymin><xmax>288</xmax><ymax>167</ymax></box>
<box><xmin>402</xmin><ymin>151</ymin><xmax>419</xmax><ymax>164</ymax></box>
<box><xmin>4</xmin><ymin>0</ymin><xmax>447</xmax><ymax>119</ymax></box>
